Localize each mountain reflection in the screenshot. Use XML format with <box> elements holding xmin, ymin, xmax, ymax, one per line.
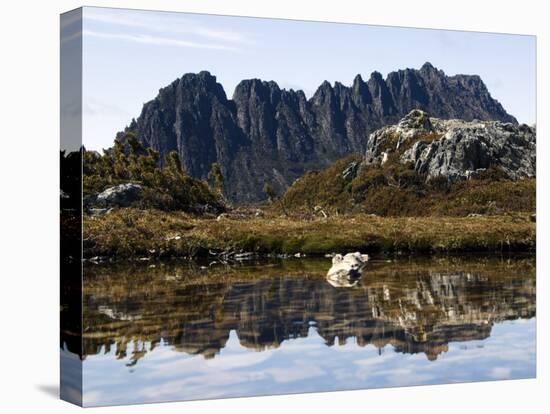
<box><xmin>73</xmin><ymin>257</ymin><xmax>535</xmax><ymax>366</ymax></box>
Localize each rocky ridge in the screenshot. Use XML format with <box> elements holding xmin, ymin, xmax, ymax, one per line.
<box><xmin>119</xmin><ymin>63</ymin><xmax>517</xmax><ymax>202</ymax></box>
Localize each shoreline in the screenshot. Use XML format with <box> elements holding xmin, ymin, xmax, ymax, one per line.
<box><xmin>82</xmin><ymin>209</ymin><xmax>536</xmax><ymax>261</ymax></box>
<box><xmin>83</xmin><ymin>252</ymin><xmax>536</xmax><ymax>271</ymax></box>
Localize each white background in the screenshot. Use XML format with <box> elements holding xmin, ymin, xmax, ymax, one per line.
<box><xmin>0</xmin><ymin>0</ymin><xmax>547</xmax><ymax>412</ymax></box>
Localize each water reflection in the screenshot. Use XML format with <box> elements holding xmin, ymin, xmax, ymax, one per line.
<box><xmin>77</xmin><ymin>256</ymin><xmax>535</xmax><ymax>365</ymax></box>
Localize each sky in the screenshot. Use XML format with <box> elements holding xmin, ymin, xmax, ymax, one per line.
<box><xmin>79</xmin><ymin>7</ymin><xmax>536</xmax><ymax>151</ymax></box>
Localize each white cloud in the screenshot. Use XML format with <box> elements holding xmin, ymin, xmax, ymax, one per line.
<box><xmin>83</xmin><ymin>98</ymin><xmax>131</xmax><ymax>118</ymax></box>
<box><xmin>84</xmin><ymin>8</ymin><xmax>252</xmax><ymax>46</ymax></box>
<box><xmin>83</xmin><ymin>29</ymin><xmax>239</xmax><ymax>51</ymax></box>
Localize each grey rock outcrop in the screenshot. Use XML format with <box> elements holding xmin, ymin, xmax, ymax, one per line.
<box><xmin>365</xmin><ymin>109</ymin><xmax>536</xmax><ymax>181</ymax></box>
<box><xmin>118</xmin><ymin>63</ymin><xmax>517</xmax><ymax>202</ymax></box>
<box><xmin>95</xmin><ymin>183</ymin><xmax>144</xmax><ymax>208</ymax></box>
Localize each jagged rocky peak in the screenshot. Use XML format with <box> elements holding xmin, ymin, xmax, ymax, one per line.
<box><xmin>418</xmin><ymin>61</ymin><xmax>446</xmax><ymax>79</ymax></box>
<box><xmin>420</xmin><ymin>61</ymin><xmax>436</xmax><ymax>72</ymax></box>
<box><xmin>366</xmin><ymin>71</ymin><xmax>388</xmax><ymax>96</ymax></box>
<box><xmin>365</xmin><ymin>110</ymin><xmax>536</xmax><ymax>181</ymax></box>
<box><xmin>233</xmin><ymin>78</ymin><xmax>281</xmax><ymax>102</ymax></box>
<box><xmin>352</xmin><ymin>73</ymin><xmax>365</xmax><ymax>88</ymax></box>
<box><xmin>120</xmin><ymin>64</ymin><xmax>520</xmax><ymax>202</ymax></box>
<box><xmin>170</xmin><ymin>71</ymin><xmax>227</xmax><ymax>100</ymax></box>
<box><xmin>311</xmin><ymin>80</ymin><xmax>335</xmax><ymax>104</ymax></box>
<box><xmin>351</xmin><ymin>74</ymin><xmax>372</xmax><ymax>106</ymax></box>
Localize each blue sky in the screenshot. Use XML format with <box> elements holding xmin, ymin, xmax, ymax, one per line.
<box><xmin>81</xmin><ymin>7</ymin><xmax>536</xmax><ymax>151</ymax></box>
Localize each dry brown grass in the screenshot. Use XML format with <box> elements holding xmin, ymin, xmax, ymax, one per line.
<box><xmin>280</xmin><ymin>155</ymin><xmax>535</xmax><ymax>217</ymax></box>
<box><xmin>84</xmin><ymin>209</ymin><xmax>535</xmax><ymax>258</ymax></box>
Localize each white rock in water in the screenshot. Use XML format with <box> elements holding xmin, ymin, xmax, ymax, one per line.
<box><xmin>326</xmin><ymin>252</ymin><xmax>369</xmax><ymax>287</ymax></box>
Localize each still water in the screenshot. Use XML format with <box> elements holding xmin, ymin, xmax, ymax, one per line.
<box><xmin>68</xmin><ymin>256</ymin><xmax>536</xmax><ymax>406</ymax></box>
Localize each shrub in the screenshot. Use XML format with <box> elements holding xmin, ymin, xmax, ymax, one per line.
<box><xmin>279</xmin><ymin>155</ymin><xmax>535</xmax><ymax>217</ymax></box>
<box><xmin>83</xmin><ymin>137</ymin><xmax>224</xmax><ymax>213</ymax></box>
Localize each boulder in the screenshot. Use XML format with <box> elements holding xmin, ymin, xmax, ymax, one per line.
<box><xmin>365</xmin><ymin>110</ymin><xmax>435</xmax><ymax>165</ymax></box>
<box><xmin>88</xmin><ymin>208</ymin><xmax>113</xmax><ymax>217</ymax></box>
<box><xmin>95</xmin><ymin>183</ymin><xmax>144</xmax><ymax>208</ymax></box>
<box><xmin>326</xmin><ymin>252</ymin><xmax>369</xmax><ymax>287</ymax></box>
<box><xmin>365</xmin><ymin>110</ymin><xmax>536</xmax><ymax>181</ymax></box>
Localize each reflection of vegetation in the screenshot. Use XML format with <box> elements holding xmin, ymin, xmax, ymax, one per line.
<box><xmin>83</xmin><ymin>134</ymin><xmax>224</xmax><ymax>212</ymax></box>
<box><xmin>280</xmin><ymin>154</ymin><xmax>536</xmax><ymax>216</ymax></box>
<box><xmin>78</xmin><ymin>256</ymin><xmax>535</xmax><ymax>364</ymax></box>
<box><xmin>84</xmin><ymin>208</ymin><xmax>535</xmax><ymax>258</ymax></box>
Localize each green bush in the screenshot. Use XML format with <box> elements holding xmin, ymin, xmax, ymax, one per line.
<box><xmin>83</xmin><ymin>135</ymin><xmax>224</xmax><ymax>213</ymax></box>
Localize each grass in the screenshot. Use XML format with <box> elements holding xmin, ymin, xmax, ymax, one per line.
<box><xmin>84</xmin><ymin>209</ymin><xmax>535</xmax><ymax>259</ymax></box>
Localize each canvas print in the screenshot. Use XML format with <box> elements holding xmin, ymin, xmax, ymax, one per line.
<box><xmin>60</xmin><ymin>7</ymin><xmax>536</xmax><ymax>407</ymax></box>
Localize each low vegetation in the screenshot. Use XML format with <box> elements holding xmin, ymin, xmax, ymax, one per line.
<box><xmin>80</xmin><ymin>135</ymin><xmax>535</xmax><ymax>260</ymax></box>
<box><xmin>83</xmin><ymin>134</ymin><xmax>224</xmax><ymax>212</ymax></box>
<box><xmin>280</xmin><ymin>154</ymin><xmax>535</xmax><ymax>217</ymax></box>
<box><xmin>84</xmin><ymin>209</ymin><xmax>535</xmax><ymax>259</ymax></box>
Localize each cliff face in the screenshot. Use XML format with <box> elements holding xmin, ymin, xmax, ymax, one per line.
<box><xmin>119</xmin><ymin>63</ymin><xmax>517</xmax><ymax>202</ymax></box>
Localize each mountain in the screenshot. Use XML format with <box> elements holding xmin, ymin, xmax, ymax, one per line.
<box><xmin>117</xmin><ymin>63</ymin><xmax>517</xmax><ymax>202</ymax></box>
